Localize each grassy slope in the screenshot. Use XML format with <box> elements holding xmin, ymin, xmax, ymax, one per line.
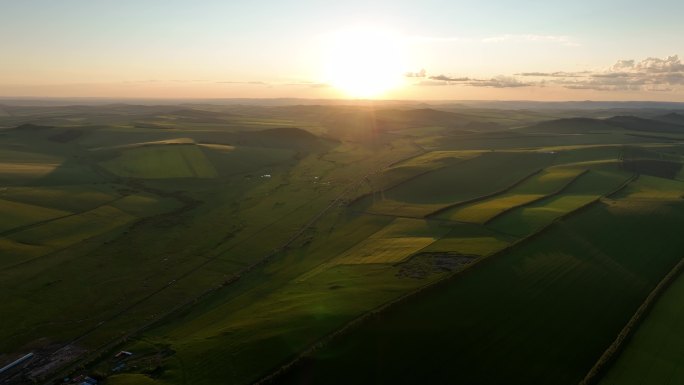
<box><xmin>101</xmin><ymin>145</ymin><xmax>217</xmax><ymax>179</ymax></box>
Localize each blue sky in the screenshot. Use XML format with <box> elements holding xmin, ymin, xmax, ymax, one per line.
<box><xmin>1</xmin><ymin>0</ymin><xmax>683</xmax><ymax>99</ymax></box>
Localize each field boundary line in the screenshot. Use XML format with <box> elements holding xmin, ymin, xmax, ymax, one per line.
<box><xmin>579</xmin><ymin>256</ymin><xmax>684</xmax><ymax>385</ymax></box>
<box><xmin>346</xmin><ymin>153</ymin><xmax>481</xmax><ymax>207</ymax></box>
<box><xmin>0</xmin><ymin>195</ymin><xmax>143</xmax><ymax>272</ymax></box>
<box><xmin>0</xmin><ymin>195</ymin><xmax>126</xmax><ymax>239</ymax></box>
<box><xmin>424</xmin><ymin>168</ymin><xmax>543</xmax><ymax>218</ymax></box>
<box><xmin>483</xmin><ymin>169</ymin><xmax>589</xmax><ymax>225</ymax></box>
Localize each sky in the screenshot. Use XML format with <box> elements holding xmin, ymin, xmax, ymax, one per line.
<box><xmin>1</xmin><ymin>0</ymin><xmax>684</xmax><ymax>100</ymax></box>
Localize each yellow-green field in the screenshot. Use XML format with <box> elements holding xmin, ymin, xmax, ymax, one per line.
<box><xmin>488</xmin><ymin>168</ymin><xmax>632</xmax><ymax>236</ymax></box>
<box><xmin>8</xmin><ymin>205</ymin><xmax>135</xmax><ymax>249</ymax></box>
<box><xmin>0</xmin><ymin>185</ymin><xmax>118</xmax><ymax>212</ymax></box>
<box><xmin>437</xmin><ymin>167</ymin><xmax>585</xmax><ymax>223</ymax></box>
<box><xmin>0</xmin><ymin>198</ymin><xmax>70</xmax><ymax>233</ymax></box>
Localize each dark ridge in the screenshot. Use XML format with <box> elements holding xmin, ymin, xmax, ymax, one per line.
<box><xmin>230</xmin><ymin>126</ymin><xmax>336</xmax><ymax>150</ymax></box>
<box><xmin>48</xmin><ymin>129</ymin><xmax>84</xmax><ymax>143</ymax></box>
<box><xmin>374</xmin><ymin>108</ymin><xmax>472</xmax><ymax>127</ymax></box>
<box><xmin>9</xmin><ymin>123</ymin><xmax>54</xmax><ymax>131</ymax></box>
<box><xmin>621</xmin><ymin>159</ymin><xmax>683</xmax><ymax>179</ymax></box>
<box><xmin>520</xmin><ymin>117</ymin><xmax>615</xmax><ymax>133</ymax></box>
<box><xmin>252</xmin><ymin>126</ymin><xmax>320</xmax><ymax>141</ymax></box>
<box><xmin>133</xmin><ymin>122</ymin><xmax>171</xmax><ymax>129</ymax></box>
<box><xmin>654</xmin><ymin>112</ymin><xmax>684</xmax><ymax>126</ymax></box>
<box><xmin>167</xmin><ymin>108</ymin><xmax>233</xmax><ymax>119</ymax></box>
<box><xmin>462</xmin><ymin>121</ymin><xmax>502</xmax><ymax>131</ymax></box>
<box><xmin>605</xmin><ymin>116</ymin><xmax>684</xmax><ymax>133</ymax></box>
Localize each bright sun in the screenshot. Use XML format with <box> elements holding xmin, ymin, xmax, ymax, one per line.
<box><xmin>322</xmin><ymin>27</ymin><xmax>406</xmax><ymax>98</ymax></box>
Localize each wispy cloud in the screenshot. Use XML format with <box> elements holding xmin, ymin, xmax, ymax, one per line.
<box><xmin>482</xmin><ymin>34</ymin><xmax>580</xmax><ymax>47</ymax></box>
<box><xmin>429</xmin><ymin>74</ymin><xmax>470</xmax><ymax>82</ymax></box>
<box><xmin>515</xmin><ymin>71</ymin><xmax>590</xmax><ymax>78</ymax></box>
<box><xmin>213</xmin><ymin>80</ymin><xmax>329</xmax><ymax>88</ymax></box>
<box><xmin>405</xmin><ymin>69</ymin><xmax>427</xmax><ymax>78</ymax></box>
<box><xmin>411</xmin><ymin>72</ymin><xmax>532</xmax><ymax>88</ymax></box>
<box><xmin>408</xmin><ymin>36</ymin><xmax>475</xmax><ymax>44</ymax></box>
<box><xmin>469</xmin><ymin>76</ymin><xmax>532</xmax><ymax>88</ymax></box>
<box><xmin>409</xmin><ymin>33</ymin><xmax>580</xmax><ymax>47</ymax></box>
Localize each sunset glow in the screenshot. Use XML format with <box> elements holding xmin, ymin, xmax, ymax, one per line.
<box><xmin>322</xmin><ymin>27</ymin><xmax>407</xmax><ymax>98</ymax></box>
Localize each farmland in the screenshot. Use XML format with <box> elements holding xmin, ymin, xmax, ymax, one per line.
<box><xmin>0</xmin><ymin>101</ymin><xmax>683</xmax><ymax>385</ymax></box>
<box><xmin>599</xmin><ymin>267</ymin><xmax>684</xmax><ymax>385</ymax></box>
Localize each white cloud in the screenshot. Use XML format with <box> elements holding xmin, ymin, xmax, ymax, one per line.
<box><xmin>514</xmin><ymin>54</ymin><xmax>684</xmax><ymax>91</ymax></box>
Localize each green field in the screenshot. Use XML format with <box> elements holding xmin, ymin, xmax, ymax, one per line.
<box><xmin>420</xmin><ymin>222</ymin><xmax>514</xmax><ymax>256</ymax></box>
<box><xmin>2</xmin><ymin>103</ymin><xmax>684</xmax><ymax>385</ymax></box>
<box><xmin>0</xmin><ymin>185</ymin><xmax>118</xmax><ymax>212</ymax></box>
<box><xmin>0</xmin><ymin>198</ymin><xmax>70</xmax><ymax>233</ymax></box>
<box><xmin>599</xmin><ymin>270</ymin><xmax>684</xmax><ymax>385</ymax></box>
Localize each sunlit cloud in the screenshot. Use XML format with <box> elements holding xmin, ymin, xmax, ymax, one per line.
<box><xmin>411</xmin><ymin>73</ymin><xmax>531</xmax><ymax>88</ymax></box>
<box><xmin>469</xmin><ymin>76</ymin><xmax>532</xmax><ymax>88</ymax></box>
<box><xmin>429</xmin><ymin>75</ymin><xmax>470</xmax><ymax>82</ymax></box>
<box><xmin>413</xmin><ymin>54</ymin><xmax>684</xmax><ymax>92</ymax></box>
<box><xmin>516</xmin><ymin>54</ymin><xmax>684</xmax><ymax>91</ymax></box>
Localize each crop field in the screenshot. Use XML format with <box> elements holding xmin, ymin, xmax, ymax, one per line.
<box><xmin>0</xmin><ymin>161</ymin><xmax>61</xmax><ymax>183</ymax></box>
<box><xmin>382</xmin><ymin>152</ymin><xmax>553</xmax><ymax>204</ymax></box>
<box><xmin>0</xmin><ymin>185</ymin><xmax>118</xmax><ymax>212</ymax></box>
<box><xmin>614</xmin><ymin>174</ymin><xmax>684</xmax><ymax>200</ymax></box>
<box><xmin>2</xmin><ymin>103</ymin><xmax>684</xmax><ymax>385</ymax></box>
<box><xmin>0</xmin><ymin>198</ymin><xmax>70</xmax><ymax>233</ymax></box>
<box><xmin>436</xmin><ymin>166</ymin><xmax>585</xmax><ymax>223</ymax></box>
<box><xmin>298</xmin><ymin>218</ymin><xmax>450</xmax><ymax>281</ymax></box>
<box><xmin>488</xmin><ymin>167</ymin><xmax>632</xmax><ymax>237</ymax></box>
<box><xmin>599</xmin><ymin>270</ymin><xmax>684</xmax><ymax>385</ymax></box>
<box><xmin>365</xmin><ymin>151</ymin><xmax>480</xmax><ymax>192</ymax></box>
<box><xmin>420</xmin><ymin>223</ymin><xmax>515</xmax><ymax>256</ymax></box>
<box><xmin>357</xmin><ymin>151</ymin><xmax>554</xmax><ymax>217</ymax></box>
<box><xmin>3</xmin><ymin>206</ymin><xmax>135</xmax><ymax>261</ymax></box>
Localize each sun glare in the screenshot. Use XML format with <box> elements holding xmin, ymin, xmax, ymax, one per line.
<box><xmin>322</xmin><ymin>27</ymin><xmax>406</xmax><ymax>98</ymax></box>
